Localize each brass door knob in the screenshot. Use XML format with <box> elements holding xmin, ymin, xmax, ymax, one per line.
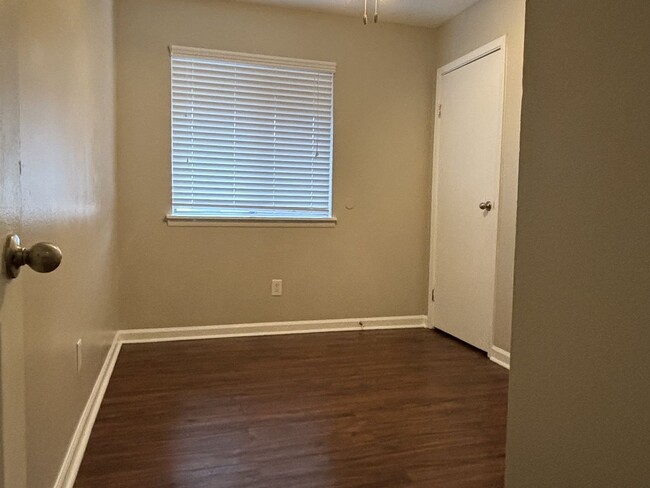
<box><xmin>4</xmin><ymin>233</ymin><xmax>62</xmax><ymax>279</ymax></box>
<box><xmin>479</xmin><ymin>201</ymin><xmax>493</xmax><ymax>211</ymax></box>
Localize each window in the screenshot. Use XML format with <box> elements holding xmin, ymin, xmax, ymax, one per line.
<box><xmin>170</xmin><ymin>46</ymin><xmax>335</xmax><ymax>222</ymax></box>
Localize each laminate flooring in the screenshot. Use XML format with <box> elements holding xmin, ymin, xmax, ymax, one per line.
<box><xmin>75</xmin><ymin>329</ymin><xmax>509</xmax><ymax>487</ymax></box>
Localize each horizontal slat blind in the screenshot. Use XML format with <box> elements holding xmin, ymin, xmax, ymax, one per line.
<box><xmin>171</xmin><ymin>46</ymin><xmax>335</xmax><ymax>219</ymax></box>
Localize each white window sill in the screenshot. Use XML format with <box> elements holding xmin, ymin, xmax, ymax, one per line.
<box><xmin>165</xmin><ymin>215</ymin><xmax>337</xmax><ymax>228</ymax></box>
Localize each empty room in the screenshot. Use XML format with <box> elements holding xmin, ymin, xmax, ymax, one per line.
<box><xmin>1</xmin><ymin>0</ymin><xmax>648</xmax><ymax>487</ymax></box>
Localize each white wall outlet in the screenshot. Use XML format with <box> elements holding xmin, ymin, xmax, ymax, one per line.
<box><xmin>271</xmin><ymin>279</ymin><xmax>283</xmax><ymax>296</ymax></box>
<box><xmin>76</xmin><ymin>339</ymin><xmax>83</xmax><ymax>374</ymax></box>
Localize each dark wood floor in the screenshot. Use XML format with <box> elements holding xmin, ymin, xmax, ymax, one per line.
<box><xmin>75</xmin><ymin>329</ymin><xmax>509</xmax><ymax>488</ymax></box>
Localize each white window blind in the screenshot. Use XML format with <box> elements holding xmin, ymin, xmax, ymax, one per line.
<box><xmin>170</xmin><ymin>46</ymin><xmax>335</xmax><ymax>219</ymax></box>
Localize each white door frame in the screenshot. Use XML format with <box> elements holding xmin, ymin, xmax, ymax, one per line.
<box><xmin>428</xmin><ymin>36</ymin><xmax>507</xmax><ymax>353</ymax></box>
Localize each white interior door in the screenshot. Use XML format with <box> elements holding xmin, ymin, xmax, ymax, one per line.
<box><xmin>429</xmin><ymin>40</ymin><xmax>505</xmax><ymax>352</ymax></box>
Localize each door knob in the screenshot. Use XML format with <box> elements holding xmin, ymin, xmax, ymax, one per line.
<box><xmin>479</xmin><ymin>201</ymin><xmax>493</xmax><ymax>211</ymax></box>
<box><xmin>4</xmin><ymin>233</ymin><xmax>63</xmax><ymax>279</ymax></box>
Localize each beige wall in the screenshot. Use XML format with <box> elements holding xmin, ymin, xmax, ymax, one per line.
<box><xmin>506</xmin><ymin>0</ymin><xmax>650</xmax><ymax>485</ymax></box>
<box><xmin>116</xmin><ymin>0</ymin><xmax>437</xmax><ymax>329</ymax></box>
<box><xmin>9</xmin><ymin>1</ymin><xmax>117</xmax><ymax>487</ymax></box>
<box><xmin>434</xmin><ymin>0</ymin><xmax>526</xmax><ymax>351</ymax></box>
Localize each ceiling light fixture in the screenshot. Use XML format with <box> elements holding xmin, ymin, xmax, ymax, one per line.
<box><xmin>362</xmin><ymin>0</ymin><xmax>379</xmax><ymax>25</ymax></box>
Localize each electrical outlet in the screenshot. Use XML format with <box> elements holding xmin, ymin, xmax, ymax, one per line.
<box><xmin>271</xmin><ymin>279</ymin><xmax>283</xmax><ymax>296</ymax></box>
<box><xmin>76</xmin><ymin>339</ymin><xmax>83</xmax><ymax>374</ymax></box>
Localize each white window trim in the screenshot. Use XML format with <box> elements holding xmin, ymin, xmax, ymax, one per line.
<box><xmin>165</xmin><ymin>214</ymin><xmax>337</xmax><ymax>228</ymax></box>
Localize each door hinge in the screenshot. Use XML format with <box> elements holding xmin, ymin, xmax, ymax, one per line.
<box><xmin>437</xmin><ymin>104</ymin><xmax>442</xmax><ymax>118</ymax></box>
<box><xmin>431</xmin><ymin>288</ymin><xmax>435</xmax><ymax>302</ymax></box>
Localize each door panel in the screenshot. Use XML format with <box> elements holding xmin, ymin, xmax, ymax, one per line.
<box><xmin>0</xmin><ymin>0</ymin><xmax>28</xmax><ymax>486</ymax></box>
<box><xmin>431</xmin><ymin>46</ymin><xmax>505</xmax><ymax>351</ymax></box>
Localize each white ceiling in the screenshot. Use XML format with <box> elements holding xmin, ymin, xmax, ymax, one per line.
<box><xmin>232</xmin><ymin>0</ymin><xmax>482</xmax><ymax>28</ymax></box>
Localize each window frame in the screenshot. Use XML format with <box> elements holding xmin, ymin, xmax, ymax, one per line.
<box><xmin>166</xmin><ymin>46</ymin><xmax>337</xmax><ymax>227</ymax></box>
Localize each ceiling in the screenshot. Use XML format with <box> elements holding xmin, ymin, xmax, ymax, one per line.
<box><xmin>232</xmin><ymin>0</ymin><xmax>482</xmax><ymax>28</ymax></box>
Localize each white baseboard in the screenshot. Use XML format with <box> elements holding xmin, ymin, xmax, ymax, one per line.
<box><xmin>53</xmin><ymin>334</ymin><xmax>122</xmax><ymax>488</ymax></box>
<box><xmin>119</xmin><ymin>315</ymin><xmax>428</xmax><ymax>344</ymax></box>
<box><xmin>489</xmin><ymin>345</ymin><xmax>511</xmax><ymax>370</ymax></box>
